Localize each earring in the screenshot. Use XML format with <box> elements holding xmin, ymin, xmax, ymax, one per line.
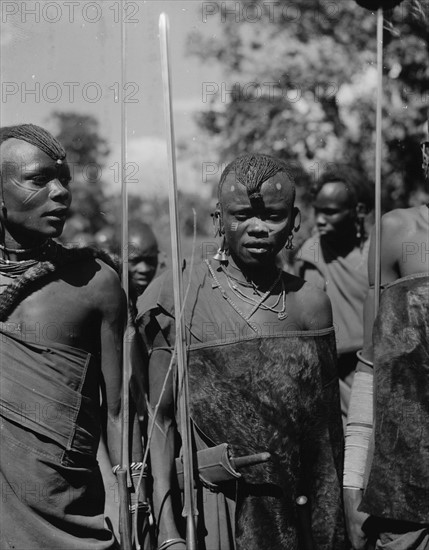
<box><xmin>285</xmin><ymin>234</ymin><xmax>295</xmax><ymax>250</ymax></box>
<box><xmin>355</xmin><ymin>203</ymin><xmax>367</xmax><ymax>245</ymax></box>
<box><xmin>213</xmin><ymin>236</ymin><xmax>229</xmax><ymax>263</ymax></box>
<box><xmin>421</xmin><ymin>141</ymin><xmax>429</xmax><ymax>181</ymax></box>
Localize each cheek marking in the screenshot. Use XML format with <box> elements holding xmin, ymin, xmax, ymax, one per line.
<box><xmin>230</xmin><ymin>221</ymin><xmax>239</xmax><ymax>231</ymax></box>
<box><xmin>21</xmin><ymin>187</ymin><xmax>46</xmax><ymax>208</ymax></box>
<box><xmin>11</xmin><ymin>180</ymin><xmax>47</xmax><ymax>208</ymax></box>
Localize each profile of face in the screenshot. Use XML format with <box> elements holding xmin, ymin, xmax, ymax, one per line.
<box><xmin>0</xmin><ymin>139</ymin><xmax>71</xmax><ymax>245</ymax></box>
<box><xmin>219</xmin><ymin>171</ymin><xmax>298</xmax><ymax>270</ymax></box>
<box><xmin>313</xmin><ymin>181</ymin><xmax>356</xmax><ymax>242</ymax></box>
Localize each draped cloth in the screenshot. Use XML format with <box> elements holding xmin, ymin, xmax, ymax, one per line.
<box><xmin>360</xmin><ymin>273</ymin><xmax>429</xmax><ymax>525</ymax></box>
<box><xmin>297</xmin><ymin>236</ymin><xmax>369</xmax><ymax>356</ymax></box>
<box><xmin>297</xmin><ymin>237</ymin><xmax>369</xmax><ymax>426</ymax></box>
<box><xmin>137</xmin><ymin>262</ymin><xmax>345</xmax><ymax>550</ymax></box>
<box><xmin>0</xmin><ymin>328</ymin><xmax>118</xmax><ymax>550</ymax></box>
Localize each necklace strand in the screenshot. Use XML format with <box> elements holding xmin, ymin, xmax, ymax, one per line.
<box><xmin>224</xmin><ymin>270</ymin><xmax>286</xmax><ymax>318</ymax></box>
<box><xmin>206</xmin><ymin>261</ymin><xmax>288</xmax><ymax>324</ymax></box>
<box><xmin>0</xmin><ymin>240</ymin><xmax>54</xmax><ymax>278</ymax></box>
<box><xmin>0</xmin><ymin>240</ymin><xmax>50</xmax><ymax>255</ymax></box>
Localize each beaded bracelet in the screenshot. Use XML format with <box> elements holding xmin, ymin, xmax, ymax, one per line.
<box><xmin>356</xmin><ymin>349</ymin><xmax>374</xmax><ymax>368</ymax></box>
<box><xmin>112</xmin><ymin>462</ymin><xmax>145</xmax><ymax>475</ymax></box>
<box><xmin>158</xmin><ymin>538</ymin><xmax>186</xmax><ymax>550</ymax></box>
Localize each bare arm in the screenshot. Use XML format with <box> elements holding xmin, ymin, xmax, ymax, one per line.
<box><xmin>299</xmin><ymin>283</ymin><xmax>333</xmax><ymax>331</ymax></box>
<box><xmin>139</xmin><ymin>314</ymin><xmax>185</xmax><ymax>549</ymax></box>
<box><xmin>344</xmin><ymin>214</ymin><xmax>401</xmax><ymax>548</ymax></box>
<box><xmin>98</xmin><ymin>261</ymin><xmax>126</xmax><ymax>467</ymax></box>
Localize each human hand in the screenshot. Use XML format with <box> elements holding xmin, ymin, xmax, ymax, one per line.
<box><xmin>344</xmin><ymin>488</ymin><xmax>370</xmax><ymax>550</ymax></box>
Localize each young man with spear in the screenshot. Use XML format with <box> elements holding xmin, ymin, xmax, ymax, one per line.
<box><xmin>0</xmin><ymin>124</ymin><xmax>126</xmax><ymax>549</ymax></box>
<box><xmin>135</xmin><ymin>152</ymin><xmax>346</xmax><ymax>550</ymax></box>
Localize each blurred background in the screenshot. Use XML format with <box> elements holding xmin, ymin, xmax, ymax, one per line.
<box><xmin>1</xmin><ymin>0</ymin><xmax>427</xmax><ymax>268</ymax></box>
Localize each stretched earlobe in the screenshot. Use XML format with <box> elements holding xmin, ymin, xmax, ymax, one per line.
<box><xmin>211</xmin><ymin>207</ymin><xmax>224</xmax><ymax>238</ymax></box>
<box><xmin>293</xmin><ymin>207</ymin><xmax>301</xmax><ymax>232</ymax></box>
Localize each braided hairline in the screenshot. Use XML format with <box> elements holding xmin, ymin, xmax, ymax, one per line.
<box><xmin>218</xmin><ymin>153</ymin><xmax>295</xmax><ymax>202</ymax></box>
<box><xmin>0</xmin><ymin>124</ymin><xmax>66</xmax><ymax>162</ymax></box>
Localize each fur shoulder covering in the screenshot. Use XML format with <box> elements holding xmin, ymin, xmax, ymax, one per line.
<box><xmin>0</xmin><ymin>241</ymin><xmax>119</xmax><ymax>322</ymax></box>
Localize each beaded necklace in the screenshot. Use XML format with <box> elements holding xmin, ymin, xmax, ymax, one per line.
<box><xmin>0</xmin><ymin>240</ymin><xmax>53</xmax><ymax>278</ymax></box>
<box><xmin>206</xmin><ymin>260</ymin><xmax>288</xmax><ymax>332</ymax></box>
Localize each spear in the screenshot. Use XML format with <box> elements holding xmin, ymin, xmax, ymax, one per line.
<box><xmin>354</xmin><ymin>0</ymin><xmax>405</xmax><ymax>313</ymax></box>
<box><xmin>117</xmin><ymin>1</ymin><xmax>132</xmax><ymax>548</ymax></box>
<box><xmin>159</xmin><ymin>12</ymin><xmax>198</xmax><ymax>550</ymax></box>
<box><xmin>373</xmin><ymin>6</ymin><xmax>383</xmax><ymax>316</ymax></box>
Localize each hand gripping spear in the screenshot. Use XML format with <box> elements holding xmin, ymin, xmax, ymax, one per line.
<box><xmin>159</xmin><ymin>13</ymin><xmax>198</xmax><ymax>550</ymax></box>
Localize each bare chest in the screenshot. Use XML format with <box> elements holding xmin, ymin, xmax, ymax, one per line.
<box><xmin>0</xmin><ymin>275</ymin><xmax>100</xmax><ymax>350</ymax></box>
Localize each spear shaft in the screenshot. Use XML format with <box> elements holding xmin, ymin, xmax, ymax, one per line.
<box><xmin>159</xmin><ymin>13</ymin><xmax>198</xmax><ymax>550</ymax></box>
<box><xmin>374</xmin><ymin>7</ymin><xmax>384</xmax><ymax>316</ymax></box>
<box><xmin>118</xmin><ymin>2</ymin><xmax>132</xmax><ymax>548</ymax></box>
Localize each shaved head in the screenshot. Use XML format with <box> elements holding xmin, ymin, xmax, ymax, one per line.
<box><xmin>218</xmin><ymin>153</ymin><xmax>295</xmax><ymax>205</ymax></box>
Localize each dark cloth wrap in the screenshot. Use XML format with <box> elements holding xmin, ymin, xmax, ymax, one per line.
<box><xmin>187</xmin><ymin>334</ymin><xmax>344</xmax><ymax>550</ymax></box>
<box><xmin>0</xmin><ymin>329</ymin><xmax>117</xmax><ymax>549</ymax></box>
<box><xmin>137</xmin><ymin>263</ymin><xmax>345</xmax><ymax>550</ymax></box>
<box><xmin>361</xmin><ymin>274</ymin><xmax>429</xmax><ymax>524</ymax></box>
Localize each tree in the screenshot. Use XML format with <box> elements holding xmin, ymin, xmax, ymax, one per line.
<box><xmin>50</xmin><ymin>112</ymin><xmax>111</xmax><ymax>242</ymax></box>
<box><xmin>188</xmin><ymin>0</ymin><xmax>428</xmax><ymax>209</ymax></box>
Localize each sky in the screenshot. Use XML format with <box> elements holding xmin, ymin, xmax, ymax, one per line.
<box><xmin>0</xmin><ymin>0</ymin><xmax>224</xmax><ymax>197</ymax></box>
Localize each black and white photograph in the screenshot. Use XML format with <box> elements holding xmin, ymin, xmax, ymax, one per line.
<box><xmin>0</xmin><ymin>1</ymin><xmax>428</xmax><ymax>549</ymax></box>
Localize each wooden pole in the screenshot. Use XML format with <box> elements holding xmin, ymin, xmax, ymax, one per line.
<box><xmin>118</xmin><ymin>1</ymin><xmax>132</xmax><ymax>548</ymax></box>
<box><xmin>374</xmin><ymin>7</ymin><xmax>384</xmax><ymax>316</ymax></box>
<box><xmin>159</xmin><ymin>13</ymin><xmax>198</xmax><ymax>550</ymax></box>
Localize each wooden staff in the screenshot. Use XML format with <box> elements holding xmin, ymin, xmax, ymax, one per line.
<box><xmin>118</xmin><ymin>1</ymin><xmax>132</xmax><ymax>548</ymax></box>
<box><xmin>373</xmin><ymin>7</ymin><xmax>384</xmax><ymax>316</ymax></box>
<box><xmin>159</xmin><ymin>13</ymin><xmax>198</xmax><ymax>550</ymax></box>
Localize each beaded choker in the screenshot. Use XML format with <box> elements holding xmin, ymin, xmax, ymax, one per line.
<box><xmin>0</xmin><ymin>240</ymin><xmax>54</xmax><ymax>278</ymax></box>
<box><xmin>0</xmin><ymin>239</ymin><xmax>50</xmax><ymax>255</ymax></box>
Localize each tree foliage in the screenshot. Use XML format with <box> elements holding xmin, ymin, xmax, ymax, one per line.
<box><xmin>188</xmin><ymin>0</ymin><xmax>428</xmax><ymax>209</ymax></box>
<box><xmin>51</xmin><ymin>112</ymin><xmax>111</xmax><ymax>242</ymax></box>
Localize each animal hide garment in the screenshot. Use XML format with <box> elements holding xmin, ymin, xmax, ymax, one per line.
<box><xmin>361</xmin><ymin>273</ymin><xmax>429</xmax><ymax>524</ymax></box>
<box><xmin>185</xmin><ymin>332</ymin><xmax>345</xmax><ymax>550</ymax></box>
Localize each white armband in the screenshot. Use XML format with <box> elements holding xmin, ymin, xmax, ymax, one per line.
<box><xmin>343</xmin><ymin>371</ymin><xmax>373</xmax><ymax>490</ymax></box>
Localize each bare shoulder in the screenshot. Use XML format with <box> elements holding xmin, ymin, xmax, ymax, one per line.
<box><xmin>63</xmin><ymin>256</ymin><xmax>123</xmax><ymax>313</ymax></box>
<box><xmin>369</xmin><ymin>207</ymin><xmax>425</xmax><ymax>283</ymax></box>
<box><xmin>285</xmin><ymin>273</ymin><xmax>333</xmax><ymax>330</ymax></box>
<box><xmin>382</xmin><ymin>207</ymin><xmax>414</xmax><ymax>231</ymax></box>
<box><xmin>381</xmin><ymin>206</ymin><xmax>423</xmax><ymax>239</ymax></box>
<box><xmin>92</xmin><ymin>258</ymin><xmax>123</xmax><ymax>309</ymax></box>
